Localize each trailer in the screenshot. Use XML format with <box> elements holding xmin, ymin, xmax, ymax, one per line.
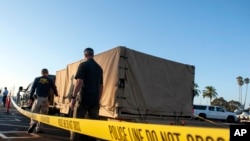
<box><xmin>53</xmin><ymin>46</ymin><xmax>195</xmax><ymax>122</ymax></box>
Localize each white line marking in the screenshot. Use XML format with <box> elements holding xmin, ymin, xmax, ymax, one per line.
<box><xmin>15</xmin><ymin>118</ymin><xmax>21</xmax><ymax>121</ymax></box>
<box><xmin>0</xmin><ymin>123</ymin><xmax>28</xmax><ymax>128</ymax></box>
<box><xmin>0</xmin><ymin>131</ymin><xmax>40</xmax><ymax>139</ymax></box>
<box><xmin>0</xmin><ymin>120</ymin><xmax>22</xmax><ymax>122</ymax></box>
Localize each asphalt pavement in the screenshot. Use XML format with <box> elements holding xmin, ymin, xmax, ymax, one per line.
<box><xmin>0</xmin><ymin>102</ymin><xmax>70</xmax><ymax>141</ymax></box>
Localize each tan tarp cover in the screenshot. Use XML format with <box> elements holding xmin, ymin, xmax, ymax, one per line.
<box><xmin>55</xmin><ymin>46</ymin><xmax>195</xmax><ymax>118</ymax></box>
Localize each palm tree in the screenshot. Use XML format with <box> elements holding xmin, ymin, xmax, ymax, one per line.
<box><xmin>236</xmin><ymin>76</ymin><xmax>244</xmax><ymax>105</ymax></box>
<box><xmin>193</xmin><ymin>83</ymin><xmax>201</xmax><ymax>97</ymax></box>
<box><xmin>243</xmin><ymin>78</ymin><xmax>249</xmax><ymax>109</ymax></box>
<box><xmin>202</xmin><ymin>86</ymin><xmax>218</xmax><ymax>104</ymax></box>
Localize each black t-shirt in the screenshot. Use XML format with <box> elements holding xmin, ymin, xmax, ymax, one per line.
<box><xmin>30</xmin><ymin>76</ymin><xmax>58</xmax><ymax>98</ymax></box>
<box><xmin>75</xmin><ymin>58</ymin><xmax>103</xmax><ymax>105</ymax></box>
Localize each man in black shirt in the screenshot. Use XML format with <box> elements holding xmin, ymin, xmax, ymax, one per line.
<box><xmin>27</xmin><ymin>68</ymin><xmax>58</xmax><ymax>133</ymax></box>
<box><xmin>70</xmin><ymin>48</ymin><xmax>103</xmax><ymax>141</ymax></box>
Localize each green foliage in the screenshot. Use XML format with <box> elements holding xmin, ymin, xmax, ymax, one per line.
<box><xmin>211</xmin><ymin>97</ymin><xmax>228</xmax><ymax>107</ymax></box>
<box><xmin>202</xmin><ymin>86</ymin><xmax>218</xmax><ymax>104</ymax></box>
<box><xmin>227</xmin><ymin>100</ymin><xmax>241</xmax><ymax>112</ymax></box>
<box><xmin>193</xmin><ymin>83</ymin><xmax>200</xmax><ymax>97</ymax></box>
<box><xmin>211</xmin><ymin>98</ymin><xmax>241</xmax><ymax>112</ymax></box>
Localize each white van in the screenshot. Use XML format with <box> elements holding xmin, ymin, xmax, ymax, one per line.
<box><xmin>193</xmin><ymin>104</ymin><xmax>238</xmax><ymax>123</ymax></box>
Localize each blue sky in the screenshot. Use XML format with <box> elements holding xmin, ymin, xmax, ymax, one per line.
<box><xmin>0</xmin><ymin>0</ymin><xmax>249</xmax><ymax>107</ymax></box>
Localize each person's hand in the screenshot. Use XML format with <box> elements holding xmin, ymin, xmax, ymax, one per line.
<box><xmin>70</xmin><ymin>99</ymin><xmax>76</xmax><ymax>110</ymax></box>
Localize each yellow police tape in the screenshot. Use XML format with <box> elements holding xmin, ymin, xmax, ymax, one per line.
<box><xmin>11</xmin><ymin>98</ymin><xmax>229</xmax><ymax>141</ymax></box>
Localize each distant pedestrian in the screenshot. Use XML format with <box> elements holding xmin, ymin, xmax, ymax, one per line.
<box><xmin>16</xmin><ymin>86</ymin><xmax>23</xmax><ymax>105</ymax></box>
<box><xmin>2</xmin><ymin>87</ymin><xmax>9</xmax><ymax>107</ymax></box>
<box><xmin>27</xmin><ymin>68</ymin><xmax>58</xmax><ymax>133</ymax></box>
<box><xmin>70</xmin><ymin>48</ymin><xmax>103</xmax><ymax>141</ymax></box>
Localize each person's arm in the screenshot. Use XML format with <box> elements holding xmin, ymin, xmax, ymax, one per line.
<box><xmin>72</xmin><ymin>79</ymin><xmax>83</xmax><ymax>98</ymax></box>
<box><xmin>70</xmin><ymin>62</ymin><xmax>85</xmax><ymax>110</ymax></box>
<box><xmin>70</xmin><ymin>78</ymin><xmax>83</xmax><ymax>110</ymax></box>
<box><xmin>50</xmin><ymin>79</ymin><xmax>58</xmax><ymax>96</ymax></box>
<box><xmin>28</xmin><ymin>78</ymin><xmax>37</xmax><ymax>105</ymax></box>
<box><xmin>72</xmin><ymin>62</ymin><xmax>85</xmax><ymax>98</ymax></box>
<box><xmin>29</xmin><ymin>79</ymin><xmax>37</xmax><ymax>100</ymax></box>
<box><xmin>99</xmin><ymin>68</ymin><xmax>103</xmax><ymax>101</ymax></box>
<box><xmin>99</xmin><ymin>84</ymin><xmax>103</xmax><ymax>101</ymax></box>
<box><xmin>53</xmin><ymin>86</ymin><xmax>58</xmax><ymax>96</ymax></box>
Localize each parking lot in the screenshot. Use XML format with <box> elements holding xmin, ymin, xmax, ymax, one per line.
<box><xmin>1</xmin><ymin>97</ymin><xmax>243</xmax><ymax>141</ymax></box>
<box><xmin>0</xmin><ymin>102</ymin><xmax>69</xmax><ymax>141</ymax></box>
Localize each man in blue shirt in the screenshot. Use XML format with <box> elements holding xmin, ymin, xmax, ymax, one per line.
<box><xmin>2</xmin><ymin>87</ymin><xmax>9</xmax><ymax>107</ymax></box>
<box><xmin>27</xmin><ymin>68</ymin><xmax>58</xmax><ymax>133</ymax></box>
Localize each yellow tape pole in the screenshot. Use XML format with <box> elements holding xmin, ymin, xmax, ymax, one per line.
<box><xmin>11</xmin><ymin>97</ymin><xmax>229</xmax><ymax>141</ymax></box>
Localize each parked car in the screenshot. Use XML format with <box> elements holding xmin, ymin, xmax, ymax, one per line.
<box><xmin>19</xmin><ymin>83</ymin><xmax>32</xmax><ymax>109</ymax></box>
<box><xmin>193</xmin><ymin>104</ymin><xmax>238</xmax><ymax>123</ymax></box>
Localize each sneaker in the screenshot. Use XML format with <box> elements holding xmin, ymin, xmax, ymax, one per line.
<box><xmin>27</xmin><ymin>123</ymin><xmax>37</xmax><ymax>133</ymax></box>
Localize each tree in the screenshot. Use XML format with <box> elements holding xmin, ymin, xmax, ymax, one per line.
<box><xmin>211</xmin><ymin>97</ymin><xmax>229</xmax><ymax>109</ymax></box>
<box><xmin>193</xmin><ymin>83</ymin><xmax>200</xmax><ymax>97</ymax></box>
<box><xmin>211</xmin><ymin>98</ymin><xmax>241</xmax><ymax>112</ymax></box>
<box><xmin>202</xmin><ymin>86</ymin><xmax>218</xmax><ymax>104</ymax></box>
<box><xmin>227</xmin><ymin>100</ymin><xmax>241</xmax><ymax>112</ymax></box>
